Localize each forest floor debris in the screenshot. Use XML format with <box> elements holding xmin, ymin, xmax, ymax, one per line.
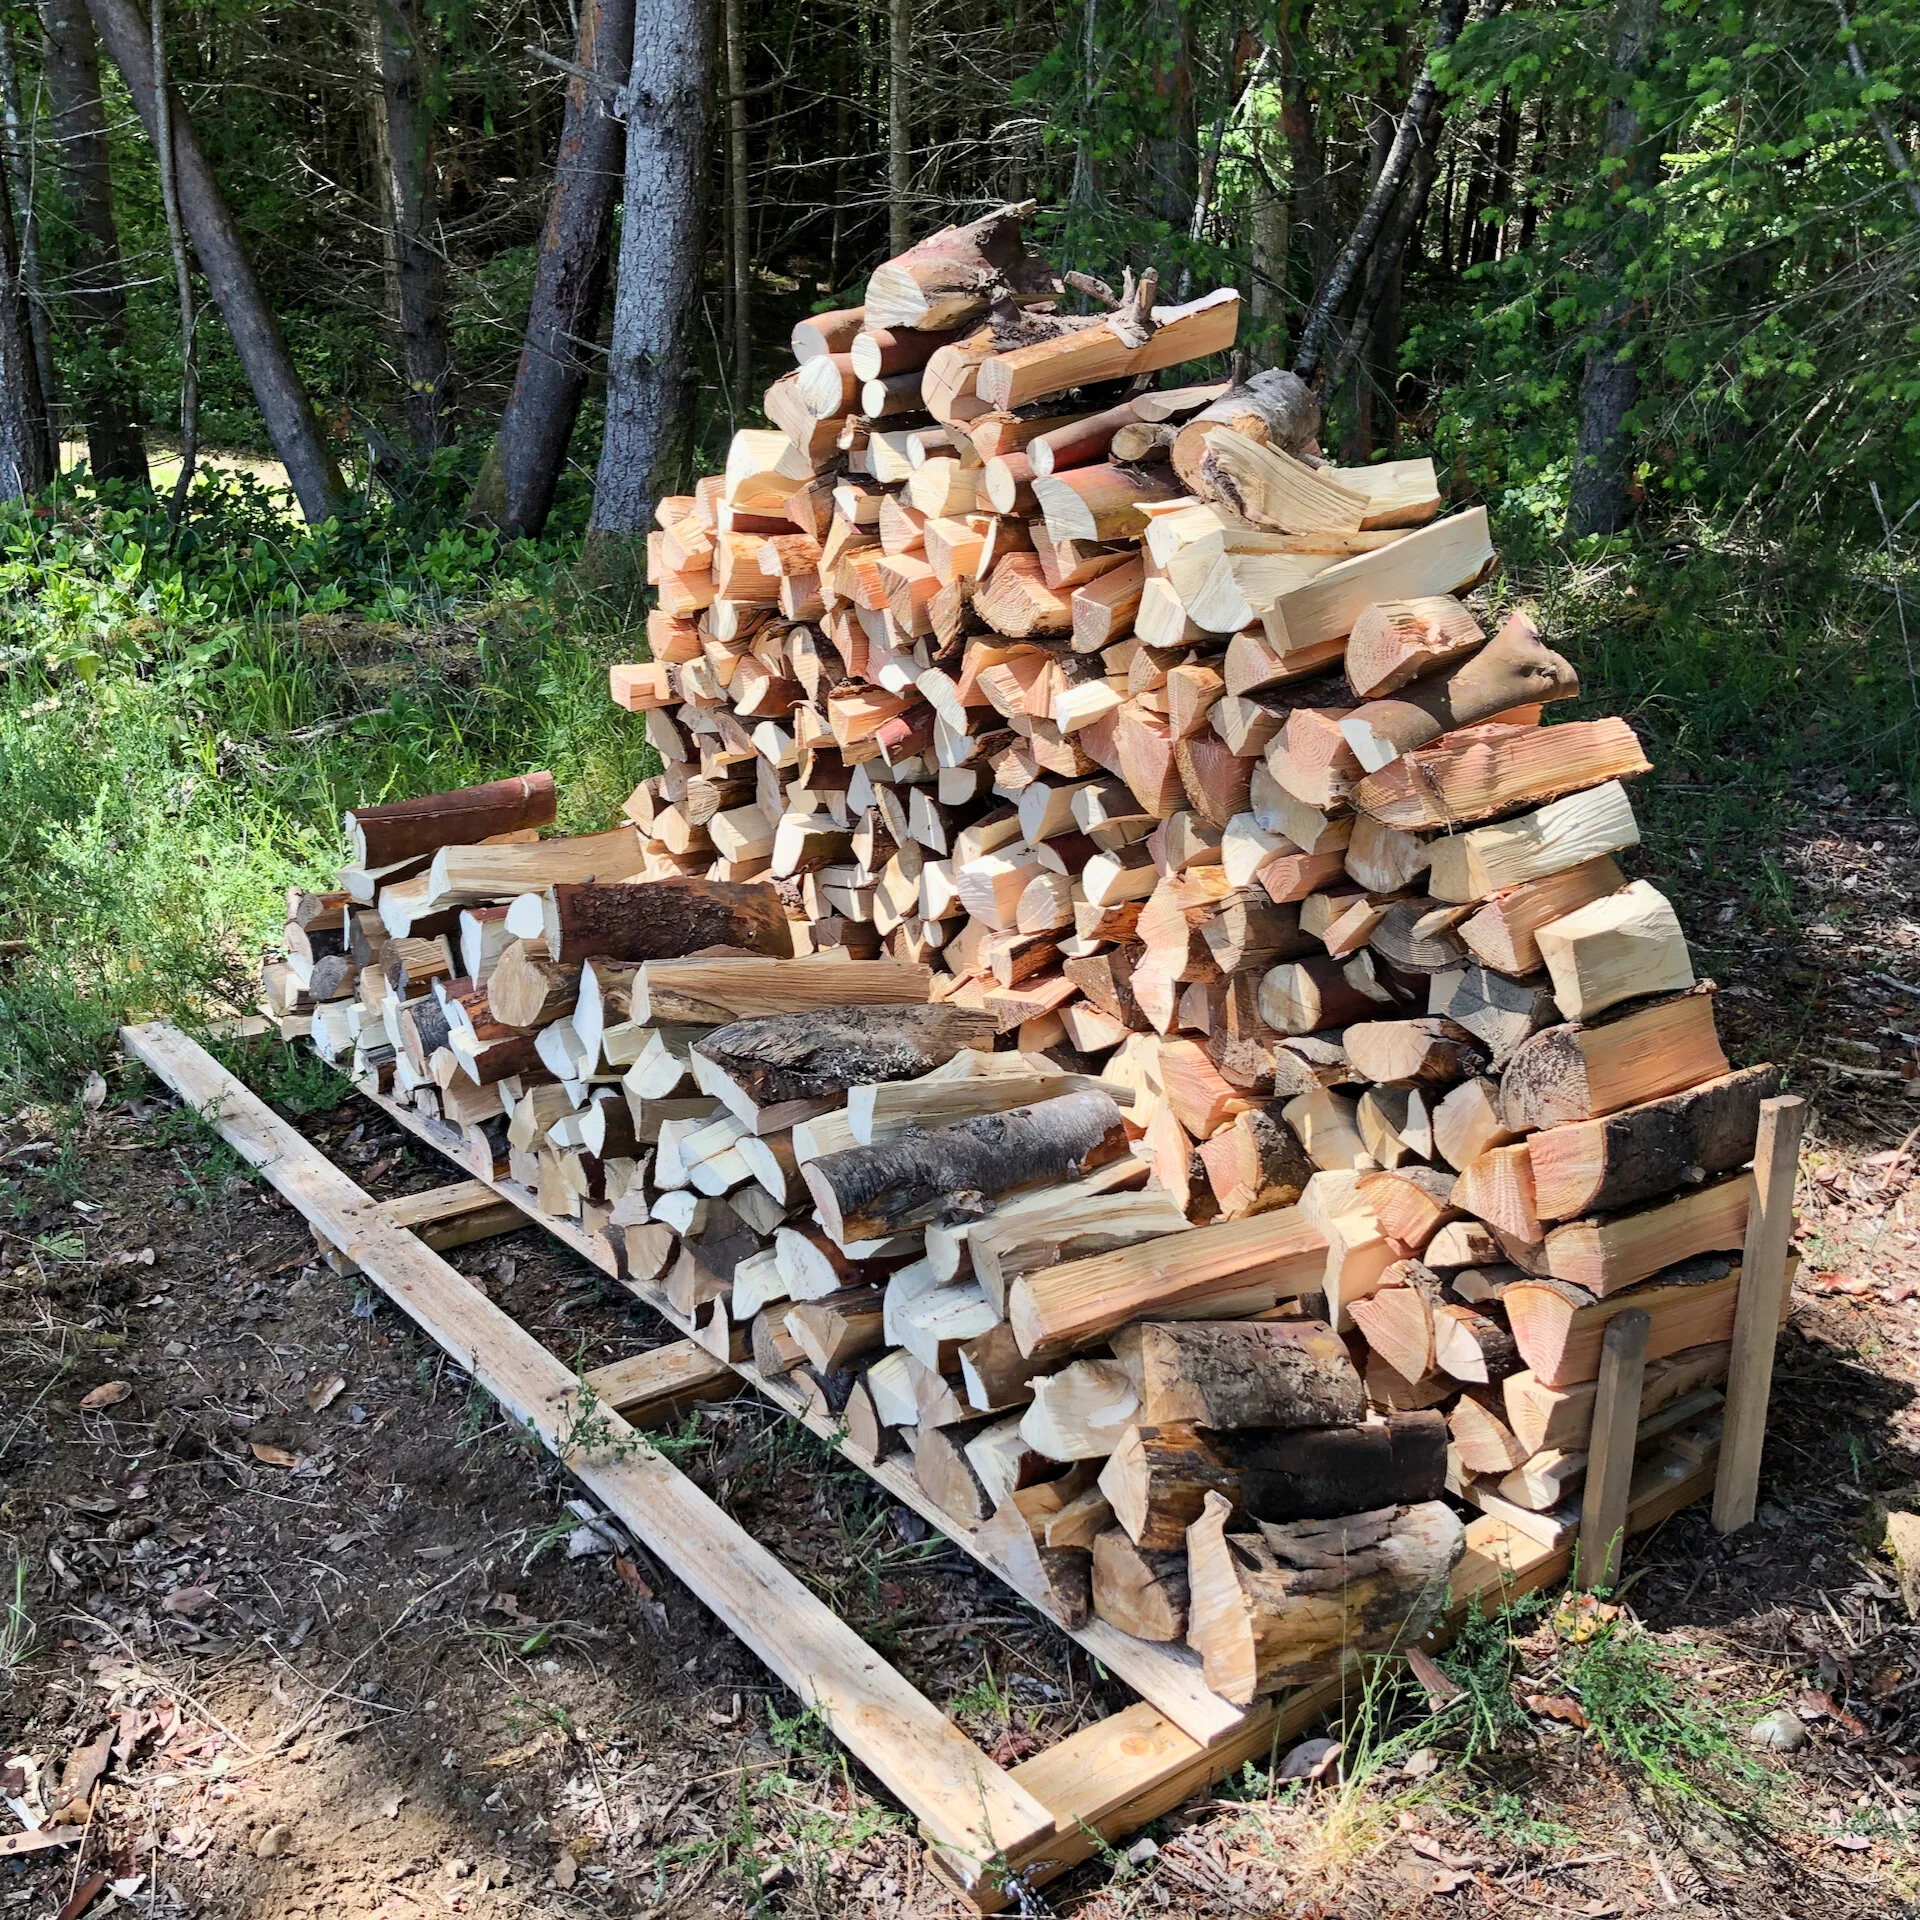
<box><xmin>4</xmin><ymin>788</ymin><xmax>1920</xmax><ymax>1916</ymax></box>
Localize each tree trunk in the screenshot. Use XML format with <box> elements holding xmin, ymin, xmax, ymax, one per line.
<box><xmin>887</xmin><ymin>0</ymin><xmax>911</xmax><ymax>255</ymax></box>
<box><xmin>0</xmin><ymin>12</ymin><xmax>57</xmax><ymax>471</ymax></box>
<box><xmin>1248</xmin><ymin>143</ymin><xmax>1289</xmax><ymax>346</ymax></box>
<box><xmin>0</xmin><ymin>151</ymin><xmax>51</xmax><ymax>498</ymax></box>
<box><xmin>1292</xmin><ymin>0</ymin><xmax>1468</xmax><ymax>383</ymax></box>
<box><xmin>1145</xmin><ymin>0</ymin><xmax>1198</xmax><ymax>232</ymax></box>
<box><xmin>724</xmin><ymin>0</ymin><xmax>750</xmax><ymax>399</ymax></box>
<box><xmin>367</xmin><ymin>0</ymin><xmax>452</xmax><ymax>453</ymax></box>
<box><xmin>84</xmin><ymin>0</ymin><xmax>345</xmax><ymax>521</ymax></box>
<box><xmin>1566</xmin><ymin>0</ymin><xmax>1664</xmax><ymax>537</ymax></box>
<box><xmin>471</xmin><ymin>0</ymin><xmax>632</xmax><ymax>538</ymax></box>
<box><xmin>36</xmin><ymin>0</ymin><xmax>147</xmax><ymax>483</ymax></box>
<box><xmin>585</xmin><ymin>0</ymin><xmax>716</xmax><ymax>583</ymax></box>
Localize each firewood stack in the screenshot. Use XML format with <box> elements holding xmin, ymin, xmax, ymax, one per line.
<box><xmin>261</xmin><ymin>203</ymin><xmax>1775</xmax><ymax>1711</ymax></box>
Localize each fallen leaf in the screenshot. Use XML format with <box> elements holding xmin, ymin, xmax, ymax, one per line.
<box><xmin>305</xmin><ymin>1372</ymin><xmax>347</xmax><ymax>1413</ymax></box>
<box><xmin>1406</xmin><ymin>1646</ymin><xmax>1462</xmax><ymax>1707</ymax></box>
<box><xmin>1830</xmin><ymin>1833</ymin><xmax>1872</xmax><ymax>1851</ymax></box>
<box><xmin>1276</xmin><ymin>1736</ymin><xmax>1342</xmax><ymax>1782</ymax></box>
<box><xmin>1525</xmin><ymin>1692</ymin><xmax>1590</xmax><ymax>1729</ymax></box>
<box><xmin>160</xmin><ymin>1585</ymin><xmax>218</xmax><ymax>1617</ymax></box>
<box><xmin>81</xmin><ymin>1072</ymin><xmax>107</xmax><ymax>1114</ymax></box>
<box><xmin>161</xmin><ymin>1820</ymin><xmax>214</xmax><ymax>1858</ymax></box>
<box><xmin>1796</xmin><ymin>1688</ymin><xmax>1868</xmax><ymax>1735</ymax></box>
<box><xmin>250</xmin><ymin>1442</ymin><xmax>300</xmax><ymax>1469</ymax></box>
<box><xmin>51</xmin><ymin>1728</ymin><xmax>113</xmax><ymax>1819</ymax></box>
<box><xmin>79</xmin><ymin>1381</ymin><xmax>132</xmax><ymax>1412</ymax></box>
<box><xmin>612</xmin><ymin>1556</ymin><xmax>653</xmax><ymax>1599</ymax></box>
<box><xmin>552</xmin><ymin>1850</ymin><xmax>578</xmax><ymax>1890</ymax></box>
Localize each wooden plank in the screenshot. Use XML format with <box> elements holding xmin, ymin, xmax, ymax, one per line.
<box><xmin>583</xmin><ymin>1340</ymin><xmax>738</xmax><ymax>1424</ymax></box>
<box><xmin>314</xmin><ymin>1178</ymin><xmax>525</xmax><ymax>1272</ymax></box>
<box><xmin>355</xmin><ymin>1078</ymin><xmax>1253</xmax><ymax>1748</ymax></box>
<box><xmin>1577</xmin><ymin>1308</ymin><xmax>1649</xmax><ymax>1590</ymax></box>
<box><xmin>120</xmin><ymin>1023</ymin><xmax>1053</xmax><ymax>1872</ymax></box>
<box><xmin>1712</xmin><ymin>1096</ymin><xmax>1808</xmax><ymax>1533</ymax></box>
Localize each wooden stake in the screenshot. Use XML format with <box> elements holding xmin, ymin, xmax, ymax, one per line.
<box><xmin>1710</xmin><ymin>1096</ymin><xmax>1808</xmax><ymax>1534</ymax></box>
<box><xmin>1576</xmin><ymin>1307</ymin><xmax>1649</xmax><ymax>1590</ymax></box>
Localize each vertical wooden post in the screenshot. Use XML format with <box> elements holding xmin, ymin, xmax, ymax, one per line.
<box><xmin>1711</xmin><ymin>1094</ymin><xmax>1808</xmax><ymax>1534</ymax></box>
<box><xmin>1577</xmin><ymin>1306</ymin><xmax>1648</xmax><ymax>1591</ymax></box>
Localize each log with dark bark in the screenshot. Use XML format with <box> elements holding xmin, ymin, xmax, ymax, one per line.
<box><xmin>1526</xmin><ymin>1064</ymin><xmax>1780</xmax><ymax>1221</ymax></box>
<box><xmin>1110</xmin><ymin>1320</ymin><xmax>1365</xmax><ymax>1430</ymax></box>
<box><xmin>1499</xmin><ymin>987</ymin><xmax>1729</xmax><ymax>1131</ymax></box>
<box><xmin>862</xmin><ymin>202</ymin><xmax>1058</xmax><ymax>330</ymax></box>
<box><xmin>693</xmin><ymin>1004</ymin><xmax>996</xmax><ymax>1122</ymax></box>
<box><xmin>1099</xmin><ymin>1412</ymin><xmax>1447</xmax><ymax>1549</ymax></box>
<box><xmin>1433</xmin><ymin>965</ymin><xmax>1561</xmax><ymax>1071</ymax></box>
<box><xmin>540</xmin><ymin>876</ymin><xmax>792</xmax><ymax>963</ymax></box>
<box><xmin>1185</xmin><ymin>1493</ymin><xmax>1464</xmax><ymax>1702</ymax></box>
<box><xmin>802</xmin><ymin>1090</ymin><xmax>1130</xmax><ymax>1243</ymax></box>
<box><xmin>346</xmin><ymin>772</ymin><xmax>557</xmax><ymax>869</ymax></box>
<box><xmin>85</xmin><ymin>0</ymin><xmax>345</xmax><ymax>520</ymax></box>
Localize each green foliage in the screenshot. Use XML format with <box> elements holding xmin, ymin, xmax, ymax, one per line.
<box><xmin>0</xmin><ymin>470</ymin><xmax>654</xmax><ymax>1104</ymax></box>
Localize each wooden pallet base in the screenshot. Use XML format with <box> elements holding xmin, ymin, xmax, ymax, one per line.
<box><xmin>124</xmin><ymin>1022</ymin><xmax>1719</xmax><ymax>1910</ymax></box>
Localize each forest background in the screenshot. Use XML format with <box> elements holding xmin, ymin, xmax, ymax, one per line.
<box><xmin>0</xmin><ymin>0</ymin><xmax>1916</xmax><ymax>1099</ymax></box>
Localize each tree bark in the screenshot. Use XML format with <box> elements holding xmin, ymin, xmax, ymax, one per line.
<box><xmin>1111</xmin><ymin>1319</ymin><xmax>1365</xmax><ymax>1430</ymax></box>
<box><xmin>695</xmin><ymin>1004</ymin><xmax>997</xmax><ymax>1108</ymax></box>
<box><xmin>1145</xmin><ymin>0</ymin><xmax>1198</xmax><ymax>232</ymax></box>
<box><xmin>723</xmin><ymin>0</ymin><xmax>751</xmax><ymax>398</ymax></box>
<box><xmin>367</xmin><ymin>0</ymin><xmax>452</xmax><ymax>453</ymax></box>
<box><xmin>0</xmin><ymin>120</ymin><xmax>51</xmax><ymax>498</ymax></box>
<box><xmin>0</xmin><ymin>11</ymin><xmax>57</xmax><ymax>471</ymax></box>
<box><xmin>472</xmin><ymin>0</ymin><xmax>631</xmax><ymax>538</ymax></box>
<box><xmin>1292</xmin><ymin>0</ymin><xmax>1469</xmax><ymax>383</ymax></box>
<box><xmin>540</xmin><ymin>875</ymin><xmax>790</xmax><ymax>963</ymax></box>
<box><xmin>887</xmin><ymin>0</ymin><xmax>911</xmax><ymax>255</ymax></box>
<box><xmin>1566</xmin><ymin>0</ymin><xmax>1664</xmax><ymax>537</ymax></box>
<box><xmin>585</xmin><ymin>0</ymin><xmax>715</xmax><ymax>578</ymax></box>
<box><xmin>84</xmin><ymin>0</ymin><xmax>345</xmax><ymax>521</ymax></box>
<box><xmin>36</xmin><ymin>0</ymin><xmax>146</xmax><ymax>482</ymax></box>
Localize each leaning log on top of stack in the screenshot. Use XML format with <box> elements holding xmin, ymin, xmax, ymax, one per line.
<box><xmin>262</xmin><ymin>202</ymin><xmax>1772</xmax><ymax>1711</ymax></box>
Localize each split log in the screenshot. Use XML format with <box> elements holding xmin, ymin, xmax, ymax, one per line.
<box><xmin>423</xmin><ymin>828</ymin><xmax>646</xmax><ymax>910</ymax></box>
<box><xmin>1542</xmin><ymin>1171</ymin><xmax>1753</xmax><ymax>1295</ymax></box>
<box><xmin>976</xmin><ymin>1476</ymin><xmax>1097</xmax><ymax>1627</ymax></box>
<box><xmin>1457</xmin><ymin>855</ymin><xmax>1626</xmax><ymax>976</ymax></box>
<box><xmin>1426</xmin><ymin>782</ymin><xmax>1640</xmax><ymax>906</ymax></box>
<box><xmin>1110</xmin><ymin>1319</ymin><xmax>1364</xmax><ymax>1430</ymax></box>
<box><xmin>345</xmin><ymin>772</ymin><xmax>556</xmax><ymax>868</ymax></box>
<box><xmin>1357</xmin><ymin>1168</ymin><xmax>1459</xmax><ymax>1251</ymax></box>
<box><xmin>1451</xmin><ymin>1142</ymin><xmax>1543</xmax><ymax>1245</ymax></box>
<box><xmin>1194</xmin><ymin>1105</ymin><xmax>1316</xmax><ymax>1219</ymax></box>
<box><xmin>1340</xmin><ymin>612</ymin><xmax>1579</xmax><ymax>771</ymax></box>
<box><xmin>1448</xmin><ymin>1394</ymin><xmax>1530</xmax><ymax>1475</ymax></box>
<box><xmin>1090</xmin><ymin>1527</ymin><xmax>1190</xmax><ymax>1641</ymax></box>
<box><xmin>1504</xmin><ymin>1340</ymin><xmax>1730</xmax><ymax>1454</ymax></box>
<box><xmin>803</xmin><ymin>1090</ymin><xmax>1129</xmax><ymax>1243</ymax></box>
<box><xmin>1343</xmin><ymin>1017</ymin><xmax>1488</xmax><ymax>1088</ymax></box>
<box><xmin>1259</xmin><ymin>955</ymin><xmax>1381</xmax><ymax>1035</ymax></box>
<box><xmin>1185</xmin><ymin>1494</ymin><xmax>1464</xmax><ymax>1702</ymax></box>
<box><xmin>1008</xmin><ymin>1213</ymin><xmax>1328</xmax><ymax>1361</ymax></box>
<box><xmin>1431</xmin><ymin>1077</ymin><xmax>1514</xmax><ymax>1171</ymax></box>
<box><xmin>540</xmin><ymin>878</ymin><xmax>794</xmax><ymax>963</ymax></box>
<box><xmin>1535</xmin><ymin>879</ymin><xmax>1693</xmax><ymax>1021</ymax></box>
<box><xmin>487</xmin><ymin>941</ymin><xmax>580</xmax><ymax>1029</ymax></box>
<box><xmin>1354</xmin><ymin>718</ymin><xmax>1650</xmax><ymax>830</ymax></box>
<box><xmin>1526</xmin><ymin>1065</ymin><xmax>1781</xmax><ymax>1221</ymax></box>
<box><xmin>633</xmin><ymin>955</ymin><xmax>933</xmax><ymax>1024</ymax></box>
<box><xmin>1430</xmin><ymin>1301</ymin><xmax>1522</xmax><ymax>1385</ymax></box>
<box><xmin>975</xmin><ymin>288</ymin><xmax>1241</xmax><ymax>410</ymax></box>
<box><xmin>1501</xmin><ymin>1253</ymin><xmax>1753</xmax><ymax>1387</ymax></box>
<box><xmin>1346</xmin><ymin>1260</ymin><xmax>1441</xmax><ymax>1380</ymax></box>
<box><xmin>1500</xmin><ymin>988</ymin><xmax>1730</xmax><ymax>1131</ymax></box>
<box><xmin>1169</xmin><ymin>370</ymin><xmax>1323</xmax><ymax>499</ymax></box>
<box><xmin>912</xmin><ymin>1417</ymin><xmax>994</xmax><ymax>1526</ymax></box>
<box><xmin>1018</xmin><ymin>1359</ymin><xmax>1141</xmax><ymax>1459</ymax></box>
<box><xmin>1430</xmin><ymin>964</ymin><xmax>1561</xmax><ymax>1072</ymax></box>
<box><xmin>1343</xmin><ymin>596</ymin><xmax>1484</xmax><ymax>699</ymax></box>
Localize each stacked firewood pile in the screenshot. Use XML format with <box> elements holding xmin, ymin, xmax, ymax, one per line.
<box><xmin>262</xmin><ymin>204</ymin><xmax>1770</xmax><ymax>1709</ymax></box>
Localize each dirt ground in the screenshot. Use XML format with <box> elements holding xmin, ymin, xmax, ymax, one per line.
<box><xmin>7</xmin><ymin>779</ymin><xmax>1920</xmax><ymax>1918</ymax></box>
